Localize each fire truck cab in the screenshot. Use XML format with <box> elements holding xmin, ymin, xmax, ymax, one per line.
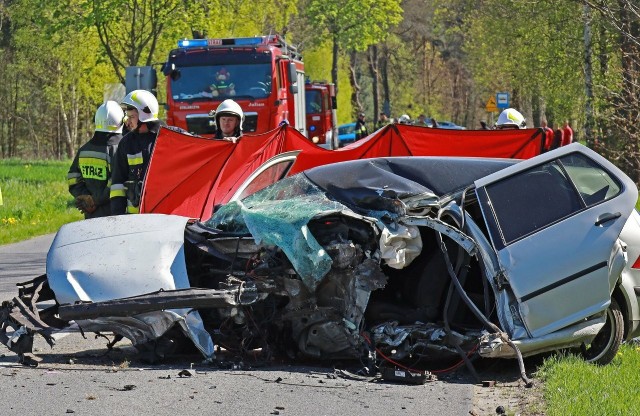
<box><xmin>153</xmin><ymin>35</ymin><xmax>306</xmax><ymax>138</ymax></box>
<box><xmin>305</xmin><ymin>80</ymin><xmax>338</xmax><ymax>148</ymax></box>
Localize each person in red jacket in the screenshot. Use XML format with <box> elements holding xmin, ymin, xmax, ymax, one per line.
<box><xmin>552</xmin><ymin>123</ymin><xmax>564</xmax><ymax>150</ymax></box>
<box><xmin>541</xmin><ymin>119</ymin><xmax>554</xmax><ymax>152</ymax></box>
<box><xmin>562</xmin><ymin>120</ymin><xmax>574</xmax><ymax>146</ymax></box>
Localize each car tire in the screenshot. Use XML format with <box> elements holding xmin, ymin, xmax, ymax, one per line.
<box><xmin>581</xmin><ymin>298</ymin><xmax>624</xmax><ymax>365</ymax></box>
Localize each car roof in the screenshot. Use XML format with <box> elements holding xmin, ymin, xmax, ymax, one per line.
<box><xmin>303</xmin><ymin>156</ymin><xmax>517</xmax><ymax>207</ymax></box>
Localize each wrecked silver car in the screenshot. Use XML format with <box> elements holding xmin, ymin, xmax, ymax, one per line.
<box><xmin>2</xmin><ymin>143</ymin><xmax>639</xmax><ymax>381</ymax></box>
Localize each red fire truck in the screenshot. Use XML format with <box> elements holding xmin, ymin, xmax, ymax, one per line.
<box><xmin>151</xmin><ymin>35</ymin><xmax>307</xmax><ymax>137</ymax></box>
<box><xmin>305</xmin><ymin>80</ymin><xmax>338</xmax><ymax>148</ymax></box>
<box><xmin>125</xmin><ymin>35</ymin><xmax>340</xmax><ymax>147</ymax></box>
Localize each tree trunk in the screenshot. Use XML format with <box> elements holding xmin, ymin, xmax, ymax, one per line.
<box><xmin>9</xmin><ymin>72</ymin><xmax>18</xmax><ymax>157</ymax></box>
<box><xmin>331</xmin><ymin>35</ymin><xmax>339</xmax><ymax>93</ymax></box>
<box><xmin>348</xmin><ymin>50</ymin><xmax>363</xmax><ymax>117</ymax></box>
<box><xmin>57</xmin><ymin>64</ymin><xmax>74</xmax><ymax>159</ymax></box>
<box><xmin>380</xmin><ymin>44</ymin><xmax>391</xmax><ymax>117</ymax></box>
<box><xmin>367</xmin><ymin>45</ymin><xmax>380</xmax><ymax>127</ymax></box>
<box><xmin>583</xmin><ymin>2</ymin><xmax>595</xmax><ymax>149</ymax></box>
<box><xmin>71</xmin><ymin>83</ymin><xmax>79</xmax><ymax>154</ymax></box>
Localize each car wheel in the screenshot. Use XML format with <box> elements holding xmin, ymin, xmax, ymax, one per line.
<box><xmin>581</xmin><ymin>298</ymin><xmax>624</xmax><ymax>365</ymax></box>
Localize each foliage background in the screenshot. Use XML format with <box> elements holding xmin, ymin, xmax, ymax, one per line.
<box><xmin>0</xmin><ymin>0</ymin><xmax>638</xmax><ymax>182</ymax></box>
<box><xmin>0</xmin><ymin>159</ymin><xmax>82</xmax><ymax>244</ymax></box>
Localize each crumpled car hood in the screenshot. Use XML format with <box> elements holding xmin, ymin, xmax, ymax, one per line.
<box><xmin>43</xmin><ymin>214</ymin><xmax>215</xmax><ymax>358</ymax></box>
<box><xmin>47</xmin><ymin>214</ymin><xmax>191</xmax><ymax>304</ymax></box>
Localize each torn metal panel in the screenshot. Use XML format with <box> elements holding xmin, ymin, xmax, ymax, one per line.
<box><xmin>0</xmin><ymin>298</ymin><xmax>56</xmax><ymax>355</ymax></box>
<box><xmin>75</xmin><ymin>311</ymin><xmax>186</xmax><ymax>347</ymax></box>
<box><xmin>402</xmin><ymin>216</ymin><xmax>477</xmax><ymax>257</ymax></box>
<box><xmin>75</xmin><ymin>308</ymin><xmax>216</xmax><ymax>359</ymax></box>
<box><xmin>478</xmin><ymin>315</ymin><xmax>606</xmax><ymax>359</ymax></box>
<box><xmin>178</xmin><ymin>309</ymin><xmax>215</xmax><ymax>359</ymax></box>
<box><xmin>46</xmin><ymin>214</ymin><xmax>192</xmax><ymax>304</ymax></box>
<box><xmin>39</xmin><ymin>215</ymin><xmax>219</xmax><ymax>358</ymax></box>
<box><xmin>58</xmin><ymin>285</ymin><xmax>264</xmax><ymax>321</ymax></box>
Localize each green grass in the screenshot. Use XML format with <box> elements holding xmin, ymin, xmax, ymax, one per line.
<box><xmin>538</xmin><ymin>344</ymin><xmax>640</xmax><ymax>415</ymax></box>
<box><xmin>0</xmin><ymin>159</ymin><xmax>83</xmax><ymax>245</ymax></box>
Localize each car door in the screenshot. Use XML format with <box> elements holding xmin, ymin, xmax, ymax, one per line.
<box><xmin>474</xmin><ymin>143</ymin><xmax>638</xmax><ymax>338</ymax></box>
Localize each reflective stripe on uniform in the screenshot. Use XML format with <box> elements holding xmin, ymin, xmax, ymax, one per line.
<box><xmin>126</xmin><ymin>205</ymin><xmax>140</xmax><ymax>214</ymax></box>
<box><xmin>95</xmin><ymin>123</ymin><xmax>121</xmax><ymax>132</ymax></box>
<box><xmin>79</xmin><ymin>149</ymin><xmax>112</xmax><ymax>164</ymax></box>
<box><xmin>79</xmin><ymin>150</ymin><xmax>108</xmax><ymax>160</ymax></box>
<box><xmin>67</xmin><ymin>171</ymin><xmax>82</xmax><ymax>186</ymax></box>
<box><xmin>110</xmin><ymin>183</ymin><xmax>126</xmax><ymax>198</ymax></box>
<box><xmin>127</xmin><ymin>152</ymin><xmax>144</xmax><ymax>166</ymax></box>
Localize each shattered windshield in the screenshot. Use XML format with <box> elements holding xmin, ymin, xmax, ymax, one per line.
<box><xmin>205</xmin><ymin>174</ymin><xmax>326</xmax><ymax>232</ymax></box>
<box><xmin>205</xmin><ymin>175</ymin><xmax>349</xmax><ymax>288</ymax></box>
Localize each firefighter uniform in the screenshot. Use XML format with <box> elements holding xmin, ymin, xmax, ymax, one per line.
<box><xmin>355</xmin><ymin>113</ymin><xmax>368</xmax><ymax>141</ymax></box>
<box><xmin>67</xmin><ymin>132</ymin><xmax>122</xmax><ymax>219</ymax></box>
<box><xmin>109</xmin><ymin>122</ymin><xmax>161</xmax><ymax>215</ymax></box>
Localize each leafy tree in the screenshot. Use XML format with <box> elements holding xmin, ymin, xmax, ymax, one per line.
<box><xmin>35</xmin><ymin>0</ymin><xmax>192</xmax><ymax>83</ymax></box>
<box><xmin>302</xmin><ymin>0</ymin><xmax>402</xmax><ymax>115</ymax></box>
<box><xmin>390</xmin><ymin>0</ymin><xmax>473</xmax><ymax>125</ymax></box>
<box><xmin>6</xmin><ymin>0</ymin><xmax>116</xmax><ymax>158</ymax></box>
<box><xmin>584</xmin><ymin>0</ymin><xmax>640</xmax><ymax>182</ymax></box>
<box><xmin>464</xmin><ymin>0</ymin><xmax>585</xmax><ymax>129</ymax></box>
<box><xmin>300</xmin><ymin>41</ymin><xmax>354</xmax><ymax>123</ymax></box>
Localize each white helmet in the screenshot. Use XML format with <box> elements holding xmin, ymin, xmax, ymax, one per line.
<box><xmin>95</xmin><ymin>101</ymin><xmax>124</xmax><ymax>133</ymax></box>
<box><xmin>121</xmin><ymin>89</ymin><xmax>159</xmax><ymax>122</ymax></box>
<box><xmin>215</xmin><ymin>99</ymin><xmax>244</xmax><ymax>130</ymax></box>
<box><xmin>496</xmin><ymin>108</ymin><xmax>526</xmax><ymax>129</ymax></box>
<box><xmin>398</xmin><ymin>114</ymin><xmax>411</xmax><ymax>124</ymax></box>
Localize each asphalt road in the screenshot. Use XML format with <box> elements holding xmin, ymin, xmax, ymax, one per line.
<box><xmin>0</xmin><ymin>234</ymin><xmax>477</xmax><ymax>415</ymax></box>
<box><xmin>0</xmin><ymin>233</ymin><xmax>54</xmax><ymax>297</ymax></box>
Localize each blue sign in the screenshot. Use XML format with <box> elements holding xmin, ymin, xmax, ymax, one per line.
<box><xmin>496</xmin><ymin>92</ymin><xmax>510</xmax><ymax>109</ymax></box>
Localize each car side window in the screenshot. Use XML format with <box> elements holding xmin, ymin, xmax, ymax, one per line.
<box><xmin>484</xmin><ymin>160</ymin><xmax>584</xmax><ymax>245</ymax></box>
<box><xmin>559</xmin><ymin>153</ymin><xmax>621</xmax><ymax>207</ymax></box>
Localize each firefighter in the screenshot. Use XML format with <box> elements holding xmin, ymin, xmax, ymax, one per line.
<box><xmin>214</xmin><ymin>99</ymin><xmax>244</xmax><ymax>142</ymax></box>
<box><xmin>495</xmin><ymin>108</ymin><xmax>526</xmax><ymax>129</ymax></box>
<box><xmin>355</xmin><ymin>112</ymin><xmax>368</xmax><ymax>141</ymax></box>
<box><xmin>110</xmin><ymin>89</ymin><xmax>161</xmax><ymax>215</ymax></box>
<box><xmin>376</xmin><ymin>112</ymin><xmax>389</xmax><ymax>130</ymax></box>
<box><xmin>67</xmin><ymin>101</ymin><xmax>124</xmax><ymax>219</ymax></box>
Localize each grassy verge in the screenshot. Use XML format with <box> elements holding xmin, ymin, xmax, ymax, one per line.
<box><xmin>538</xmin><ymin>344</ymin><xmax>640</xmax><ymax>415</ymax></box>
<box><xmin>0</xmin><ymin>159</ymin><xmax>83</xmax><ymax>245</ymax></box>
